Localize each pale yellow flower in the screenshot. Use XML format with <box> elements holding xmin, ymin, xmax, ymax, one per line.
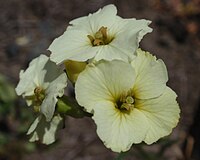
<box><xmin>75</xmin><ymin>49</ymin><xmax>180</xmax><ymax>152</ymax></box>
<box><xmin>15</xmin><ymin>55</ymin><xmax>67</xmax><ymax>144</ymax></box>
<box><xmin>48</xmin><ymin>4</ymin><xmax>152</xmax><ymax>64</ymax></box>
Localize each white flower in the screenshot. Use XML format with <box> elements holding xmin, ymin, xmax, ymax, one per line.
<box><xmin>75</xmin><ymin>49</ymin><xmax>180</xmax><ymax>152</ymax></box>
<box><xmin>27</xmin><ymin>114</ymin><xmax>63</xmax><ymax>145</ymax></box>
<box><xmin>15</xmin><ymin>54</ymin><xmax>67</xmax><ymax>121</ymax></box>
<box><xmin>48</xmin><ymin>4</ymin><xmax>152</xmax><ymax>64</ymax></box>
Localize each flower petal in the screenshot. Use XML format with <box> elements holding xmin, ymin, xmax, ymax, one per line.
<box><xmin>87</xmin><ymin>4</ymin><xmax>117</xmax><ymax>33</ymax></box>
<box><xmin>49</xmin><ymin>29</ymin><xmax>96</xmax><ymax>64</ymax></box>
<box><xmin>92</xmin><ymin>101</ymin><xmax>149</xmax><ymax>152</ymax></box>
<box><xmin>93</xmin><ymin>45</ymin><xmax>133</xmax><ymax>62</ymax></box>
<box><xmin>68</xmin><ymin>4</ymin><xmax>117</xmax><ymax>34</ymax></box>
<box><xmin>75</xmin><ymin>60</ymin><xmax>135</xmax><ymax>113</ymax></box>
<box><xmin>41</xmin><ymin>72</ymin><xmax>68</xmax><ymax>121</ymax></box>
<box><xmin>15</xmin><ymin>55</ymin><xmax>49</xmax><ymax>97</ymax></box>
<box><xmin>131</xmin><ymin>49</ymin><xmax>168</xmax><ymax>99</ymax></box>
<box><xmin>136</xmin><ymin>87</ymin><xmax>180</xmax><ymax>144</ymax></box>
<box><xmin>107</xmin><ymin>17</ymin><xmax>152</xmax><ymax>61</ymax></box>
<box><xmin>27</xmin><ymin>114</ymin><xmax>63</xmax><ymax>145</ymax></box>
<box><xmin>27</xmin><ymin>115</ymin><xmax>42</xmax><ymax>135</ymax></box>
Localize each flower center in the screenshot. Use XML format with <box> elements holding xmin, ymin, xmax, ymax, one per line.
<box><xmin>87</xmin><ymin>26</ymin><xmax>114</xmax><ymax>46</ymax></box>
<box><xmin>116</xmin><ymin>90</ymin><xmax>135</xmax><ymax>112</ymax></box>
<box><xmin>33</xmin><ymin>86</ymin><xmax>45</xmax><ymax>112</ymax></box>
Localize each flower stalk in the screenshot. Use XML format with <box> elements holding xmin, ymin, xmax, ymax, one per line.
<box><xmin>56</xmin><ymin>96</ymin><xmax>92</xmax><ymax>118</ymax></box>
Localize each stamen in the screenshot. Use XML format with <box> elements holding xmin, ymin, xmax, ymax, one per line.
<box><xmin>99</xmin><ymin>26</ymin><xmax>107</xmax><ymax>39</ymax></box>
<box><xmin>121</xmin><ymin>103</ymin><xmax>132</xmax><ymax>111</ymax></box>
<box><xmin>116</xmin><ymin>90</ymin><xmax>135</xmax><ymax>112</ymax></box>
<box><xmin>33</xmin><ymin>86</ymin><xmax>46</xmax><ymax>111</ymax></box>
<box><xmin>34</xmin><ymin>87</ymin><xmax>43</xmax><ymax>95</ymax></box>
<box><xmin>87</xmin><ymin>35</ymin><xmax>94</xmax><ymax>43</ymax></box>
<box><xmin>34</xmin><ymin>87</ymin><xmax>45</xmax><ymax>102</ymax></box>
<box><xmin>87</xmin><ymin>26</ymin><xmax>113</xmax><ymax>46</ymax></box>
<box><xmin>126</xmin><ymin>96</ymin><xmax>134</xmax><ymax>104</ymax></box>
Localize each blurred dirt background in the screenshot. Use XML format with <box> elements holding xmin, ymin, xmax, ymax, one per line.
<box><xmin>0</xmin><ymin>0</ymin><xmax>200</xmax><ymax>160</ymax></box>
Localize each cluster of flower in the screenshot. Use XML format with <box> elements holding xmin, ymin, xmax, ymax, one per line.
<box><xmin>15</xmin><ymin>4</ymin><xmax>180</xmax><ymax>152</ymax></box>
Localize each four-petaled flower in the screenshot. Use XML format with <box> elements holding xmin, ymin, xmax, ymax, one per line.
<box><xmin>15</xmin><ymin>55</ymin><xmax>67</xmax><ymax>144</ymax></box>
<box><xmin>75</xmin><ymin>49</ymin><xmax>180</xmax><ymax>152</ymax></box>
<box><xmin>48</xmin><ymin>4</ymin><xmax>152</xmax><ymax>64</ymax></box>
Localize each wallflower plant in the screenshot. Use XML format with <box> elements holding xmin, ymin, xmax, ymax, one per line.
<box><xmin>15</xmin><ymin>4</ymin><xmax>180</xmax><ymax>154</ymax></box>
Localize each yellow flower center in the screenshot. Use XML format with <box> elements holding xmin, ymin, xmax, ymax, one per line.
<box><xmin>87</xmin><ymin>26</ymin><xmax>114</xmax><ymax>46</ymax></box>
<box><xmin>116</xmin><ymin>90</ymin><xmax>135</xmax><ymax>112</ymax></box>
<box><xmin>33</xmin><ymin>86</ymin><xmax>45</xmax><ymax>112</ymax></box>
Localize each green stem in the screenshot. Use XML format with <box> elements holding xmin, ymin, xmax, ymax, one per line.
<box><xmin>56</xmin><ymin>96</ymin><xmax>92</xmax><ymax>118</ymax></box>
